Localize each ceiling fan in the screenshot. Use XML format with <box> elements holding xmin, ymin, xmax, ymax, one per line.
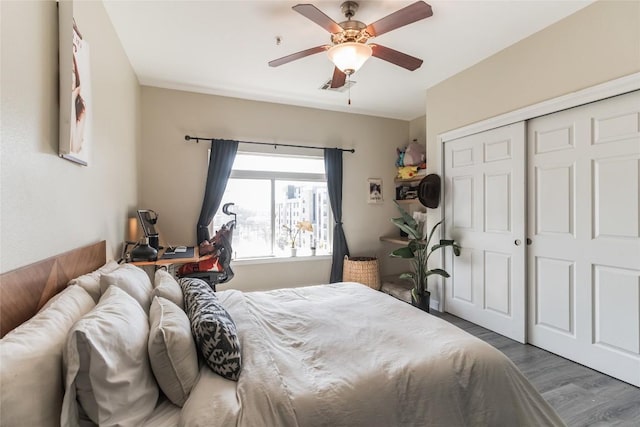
<box><xmin>268</xmin><ymin>1</ymin><xmax>433</xmax><ymax>89</ymax></box>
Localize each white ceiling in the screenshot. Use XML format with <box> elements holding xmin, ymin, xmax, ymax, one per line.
<box><xmin>103</xmin><ymin>0</ymin><xmax>594</xmax><ymax>121</ymax></box>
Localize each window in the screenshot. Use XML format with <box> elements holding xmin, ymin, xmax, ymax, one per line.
<box><xmin>211</xmin><ymin>152</ymin><xmax>332</xmax><ymax>259</ymax></box>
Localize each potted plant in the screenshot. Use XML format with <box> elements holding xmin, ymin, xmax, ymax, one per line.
<box><xmin>282</xmin><ymin>220</ymin><xmax>313</xmax><ymax>257</ymax></box>
<box><xmin>389</xmin><ymin>201</ymin><xmax>461</xmax><ymax>312</ymax></box>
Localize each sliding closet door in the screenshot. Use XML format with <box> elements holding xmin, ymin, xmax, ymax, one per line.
<box><xmin>527</xmin><ymin>90</ymin><xmax>640</xmax><ymax>386</ymax></box>
<box><xmin>443</xmin><ymin>122</ymin><xmax>526</xmax><ymax>343</ymax></box>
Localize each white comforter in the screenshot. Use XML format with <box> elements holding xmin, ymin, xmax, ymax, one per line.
<box><xmin>180</xmin><ymin>283</ymin><xmax>564</xmax><ymax>427</ymax></box>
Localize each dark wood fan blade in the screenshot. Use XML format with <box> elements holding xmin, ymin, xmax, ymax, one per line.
<box><xmin>371</xmin><ymin>44</ymin><xmax>423</xmax><ymax>71</ymax></box>
<box><xmin>330</xmin><ymin>67</ymin><xmax>347</xmax><ymax>88</ymax></box>
<box><xmin>268</xmin><ymin>45</ymin><xmax>328</xmax><ymax>67</ymax></box>
<box><xmin>293</xmin><ymin>4</ymin><xmax>342</xmax><ymax>33</ymax></box>
<box><xmin>366</xmin><ymin>1</ymin><xmax>433</xmax><ymax>37</ymax></box>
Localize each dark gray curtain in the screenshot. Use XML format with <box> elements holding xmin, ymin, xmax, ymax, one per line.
<box><xmin>324</xmin><ymin>148</ymin><xmax>350</xmax><ymax>283</ymax></box>
<box><xmin>196</xmin><ymin>139</ymin><xmax>239</xmax><ymax>243</ymax></box>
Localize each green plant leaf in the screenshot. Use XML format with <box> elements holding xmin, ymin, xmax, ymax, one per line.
<box><xmin>399</xmin><ymin>272</ymin><xmax>417</xmax><ymax>288</ymax></box>
<box><xmin>425</xmin><ymin>219</ymin><xmax>444</xmax><ymax>246</ymax></box>
<box><xmin>390</xmin><ymin>246</ymin><xmax>415</xmax><ymax>258</ymax></box>
<box><xmin>430</xmin><ymin>240</ymin><xmax>456</xmax><ymax>252</ymax></box>
<box><xmin>408</xmin><ymin>240</ymin><xmax>427</xmax><ymax>252</ymax></box>
<box><xmin>393</xmin><ymin>200</ymin><xmax>418</xmax><ymax>230</ymax></box>
<box><xmin>426</xmin><ymin>268</ymin><xmax>450</xmax><ymax>278</ymax></box>
<box><xmin>453</xmin><ymin>244</ymin><xmax>461</xmax><ymax>256</ymax></box>
<box><xmin>390</xmin><ymin>217</ymin><xmax>422</xmax><ymax>240</ymax></box>
<box><xmin>429</xmin><ymin>244</ymin><xmax>446</xmax><ymax>252</ymax></box>
<box><xmin>411</xmin><ymin>288</ymin><xmax>419</xmax><ymax>303</ymax></box>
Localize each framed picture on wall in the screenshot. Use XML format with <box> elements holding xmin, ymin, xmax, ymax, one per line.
<box><xmin>58</xmin><ymin>0</ymin><xmax>92</xmax><ymax>166</ymax></box>
<box><xmin>368</xmin><ymin>178</ymin><xmax>383</xmax><ymax>204</ymax></box>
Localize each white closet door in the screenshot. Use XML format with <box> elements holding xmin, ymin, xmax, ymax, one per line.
<box><xmin>528</xmin><ymin>90</ymin><xmax>640</xmax><ymax>386</ymax></box>
<box><xmin>443</xmin><ymin>122</ymin><xmax>526</xmax><ymax>343</ymax></box>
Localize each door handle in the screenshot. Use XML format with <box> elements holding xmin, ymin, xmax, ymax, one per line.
<box><xmin>514</xmin><ymin>239</ymin><xmax>522</xmax><ymax>246</ymax></box>
<box><xmin>526</xmin><ymin>238</ymin><xmax>532</xmax><ymax>245</ymax></box>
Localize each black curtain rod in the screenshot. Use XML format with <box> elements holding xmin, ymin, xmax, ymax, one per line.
<box><xmin>184</xmin><ymin>135</ymin><xmax>355</xmax><ymax>153</ymax></box>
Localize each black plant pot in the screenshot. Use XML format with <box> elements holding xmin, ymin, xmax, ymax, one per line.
<box><xmin>411</xmin><ymin>291</ymin><xmax>430</xmax><ymax>313</ymax></box>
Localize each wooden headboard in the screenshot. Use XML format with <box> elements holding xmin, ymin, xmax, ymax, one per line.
<box><xmin>0</xmin><ymin>241</ymin><xmax>106</xmax><ymax>337</ymax></box>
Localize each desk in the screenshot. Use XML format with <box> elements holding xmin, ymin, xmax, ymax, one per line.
<box><xmin>130</xmin><ymin>247</ymin><xmax>211</xmax><ymax>267</ymax></box>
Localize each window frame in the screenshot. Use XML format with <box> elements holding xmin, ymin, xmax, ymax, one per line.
<box><xmin>211</xmin><ymin>151</ymin><xmax>333</xmax><ymax>260</ymax></box>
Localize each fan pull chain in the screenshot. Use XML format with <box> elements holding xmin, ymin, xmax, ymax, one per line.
<box><xmin>348</xmin><ymin>74</ymin><xmax>351</xmax><ymax>105</ymax></box>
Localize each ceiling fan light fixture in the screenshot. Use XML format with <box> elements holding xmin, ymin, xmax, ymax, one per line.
<box><xmin>327</xmin><ymin>42</ymin><xmax>372</xmax><ymax>75</ymax></box>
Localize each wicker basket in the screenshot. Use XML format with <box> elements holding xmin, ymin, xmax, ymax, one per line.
<box><xmin>343</xmin><ymin>256</ymin><xmax>381</xmax><ymax>290</ymax></box>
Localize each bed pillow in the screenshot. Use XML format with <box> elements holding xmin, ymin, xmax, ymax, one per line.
<box><xmin>61</xmin><ymin>285</ymin><xmax>158</xmax><ymax>426</ymax></box>
<box><xmin>0</xmin><ymin>285</ymin><xmax>95</xmax><ymax>427</ymax></box>
<box><xmin>100</xmin><ymin>263</ymin><xmax>153</xmax><ymax>312</ymax></box>
<box><xmin>67</xmin><ymin>260</ymin><xmax>119</xmax><ymax>303</ymax></box>
<box><xmin>148</xmin><ymin>296</ymin><xmax>199</xmax><ymax>406</ymax></box>
<box><xmin>153</xmin><ymin>268</ymin><xmax>184</xmax><ymax>309</ymax></box>
<box><xmin>180</xmin><ymin>278</ymin><xmax>241</xmax><ymax>381</ymax></box>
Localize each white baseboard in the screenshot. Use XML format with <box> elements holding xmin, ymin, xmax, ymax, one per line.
<box><xmin>430</xmin><ymin>298</ymin><xmax>440</xmax><ymax>312</ymax></box>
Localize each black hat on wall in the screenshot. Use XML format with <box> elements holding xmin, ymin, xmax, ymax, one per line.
<box><xmin>418</xmin><ymin>174</ymin><xmax>441</xmax><ymax>209</ymax></box>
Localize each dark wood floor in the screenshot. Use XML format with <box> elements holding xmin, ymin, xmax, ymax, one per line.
<box><xmin>437</xmin><ymin>313</ymin><xmax>640</xmax><ymax>427</ymax></box>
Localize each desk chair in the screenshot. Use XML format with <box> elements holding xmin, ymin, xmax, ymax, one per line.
<box><xmin>177</xmin><ymin>204</ymin><xmax>236</xmax><ymax>291</ymax></box>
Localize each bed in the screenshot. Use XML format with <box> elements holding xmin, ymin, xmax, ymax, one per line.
<box><xmin>0</xmin><ymin>242</ymin><xmax>565</xmax><ymax>427</ymax></box>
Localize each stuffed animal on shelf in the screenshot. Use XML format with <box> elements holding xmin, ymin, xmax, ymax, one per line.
<box><xmin>396</xmin><ymin>166</ymin><xmax>419</xmax><ymax>180</ymax></box>
<box><xmin>396</xmin><ymin>141</ymin><xmax>426</xmax><ymax>168</ymax></box>
<box><xmin>403</xmin><ymin>141</ymin><xmax>426</xmax><ymax>167</ymax></box>
<box><xmin>395</xmin><ymin>147</ymin><xmax>406</xmax><ymax>167</ymax></box>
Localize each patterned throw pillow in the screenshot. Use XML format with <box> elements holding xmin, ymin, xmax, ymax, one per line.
<box><xmin>179</xmin><ymin>278</ymin><xmax>241</xmax><ymax>381</ymax></box>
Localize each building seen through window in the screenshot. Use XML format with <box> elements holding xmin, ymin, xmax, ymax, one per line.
<box><xmin>211</xmin><ymin>152</ymin><xmax>332</xmax><ymax>259</ymax></box>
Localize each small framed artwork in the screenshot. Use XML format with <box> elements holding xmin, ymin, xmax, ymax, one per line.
<box><xmin>368</xmin><ymin>178</ymin><xmax>383</xmax><ymax>204</ymax></box>
<box><xmin>58</xmin><ymin>0</ymin><xmax>92</xmax><ymax>166</ymax></box>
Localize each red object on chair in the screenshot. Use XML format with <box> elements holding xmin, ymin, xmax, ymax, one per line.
<box><xmin>177</xmin><ymin>256</ymin><xmax>221</xmax><ymax>276</ymax></box>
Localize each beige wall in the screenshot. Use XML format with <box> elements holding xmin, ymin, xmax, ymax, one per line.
<box><xmin>424</xmin><ymin>0</ymin><xmax>640</xmax><ymax>302</ymax></box>
<box><xmin>0</xmin><ymin>0</ymin><xmax>140</xmax><ymax>272</ymax></box>
<box><xmin>409</xmin><ymin>115</ymin><xmax>426</xmax><ymax>147</ymax></box>
<box><xmin>140</xmin><ymin>86</ymin><xmax>410</xmax><ymax>290</ymax></box>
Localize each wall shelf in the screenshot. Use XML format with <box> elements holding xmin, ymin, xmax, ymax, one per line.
<box><xmin>394</xmin><ymin>176</ymin><xmax>425</xmax><ymax>184</ymax></box>
<box><xmin>394</xmin><ymin>175</ymin><xmax>424</xmax><ymax>206</ymax></box>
